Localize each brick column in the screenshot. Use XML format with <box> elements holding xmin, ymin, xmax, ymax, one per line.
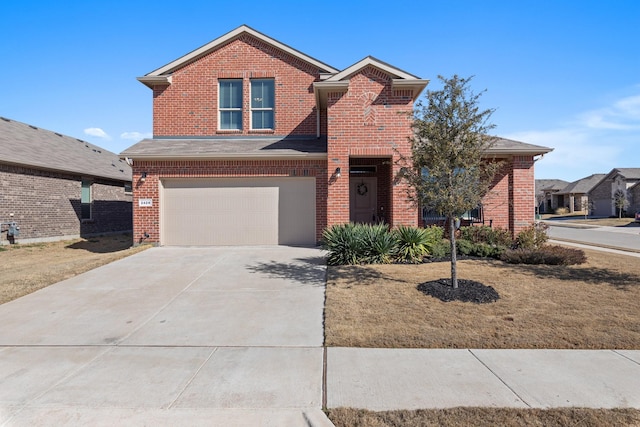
<box><xmin>510</xmin><ymin>156</ymin><xmax>535</xmax><ymax>235</ymax></box>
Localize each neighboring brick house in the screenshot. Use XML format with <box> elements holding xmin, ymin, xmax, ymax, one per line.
<box><xmin>590</xmin><ymin>168</ymin><xmax>640</xmax><ymax>217</ymax></box>
<box><xmin>535</xmin><ymin>179</ymin><xmax>569</xmax><ymax>213</ymax></box>
<box><xmin>122</xmin><ymin>25</ymin><xmax>551</xmax><ymax>246</ymax></box>
<box><xmin>546</xmin><ymin>174</ymin><xmax>605</xmax><ymax>214</ymax></box>
<box><xmin>0</xmin><ymin>117</ymin><xmax>132</xmax><ymax>244</ymax></box>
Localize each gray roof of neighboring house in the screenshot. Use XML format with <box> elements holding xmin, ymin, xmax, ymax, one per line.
<box><xmin>536</xmin><ymin>179</ymin><xmax>569</xmax><ymax>194</ymax></box>
<box><xmin>611</xmin><ymin>168</ymin><xmax>640</xmax><ymax>180</ymax></box>
<box><xmin>121</xmin><ymin>135</ymin><xmax>551</xmax><ymax>160</ymax></box>
<box><xmin>121</xmin><ymin>136</ymin><xmax>328</xmax><ymax>160</ymax></box>
<box><xmin>0</xmin><ymin>117</ymin><xmax>132</xmax><ymax>182</ymax></box>
<box><xmin>557</xmin><ymin>174</ymin><xmax>606</xmax><ymax>195</ymax></box>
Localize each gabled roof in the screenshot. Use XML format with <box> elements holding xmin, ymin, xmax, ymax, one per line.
<box><xmin>611</xmin><ymin>168</ymin><xmax>640</xmax><ymax>180</ymax></box>
<box><xmin>313</xmin><ymin>56</ymin><xmax>429</xmax><ymax>108</ymax></box>
<box><xmin>557</xmin><ymin>174</ymin><xmax>606</xmax><ymax>195</ymax></box>
<box><xmin>487</xmin><ymin>137</ymin><xmax>553</xmax><ymax>156</ymax></box>
<box><xmin>138</xmin><ymin>24</ymin><xmax>339</xmax><ymax>88</ymax></box>
<box><xmin>535</xmin><ymin>179</ymin><xmax>569</xmax><ymax>194</ymax></box>
<box><xmin>0</xmin><ymin>117</ymin><xmax>131</xmax><ymax>182</ymax></box>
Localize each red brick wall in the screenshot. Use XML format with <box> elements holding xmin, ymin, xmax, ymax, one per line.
<box><xmin>325</xmin><ymin>66</ymin><xmax>417</xmax><ymax>228</ymax></box>
<box><xmin>510</xmin><ymin>156</ymin><xmax>535</xmax><ymax>234</ymax></box>
<box><xmin>482</xmin><ymin>160</ymin><xmax>511</xmax><ymax>231</ymax></box>
<box><xmin>481</xmin><ymin>156</ymin><xmax>536</xmax><ymax>236</ymax></box>
<box><xmin>132</xmin><ymin>160</ymin><xmax>327</xmax><ymax>244</ymax></box>
<box><xmin>0</xmin><ymin>163</ymin><xmax>132</xmax><ymax>243</ymax></box>
<box><xmin>151</xmin><ymin>34</ymin><xmax>321</xmax><ymax>137</ymax></box>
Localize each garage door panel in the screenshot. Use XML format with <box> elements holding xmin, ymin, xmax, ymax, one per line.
<box><xmin>161</xmin><ymin>178</ymin><xmax>315</xmax><ymax>246</ymax></box>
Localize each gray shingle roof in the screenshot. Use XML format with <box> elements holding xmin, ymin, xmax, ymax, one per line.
<box><xmin>557</xmin><ymin>174</ymin><xmax>606</xmax><ymax>195</ymax></box>
<box><xmin>121</xmin><ymin>135</ymin><xmax>551</xmax><ymax>159</ymax></box>
<box><xmin>489</xmin><ymin>137</ymin><xmax>553</xmax><ymax>156</ymax></box>
<box><xmin>120</xmin><ymin>136</ymin><xmax>328</xmax><ymax>159</ymax></box>
<box><xmin>0</xmin><ymin>117</ymin><xmax>131</xmax><ymax>182</ymax></box>
<box><xmin>536</xmin><ymin>179</ymin><xmax>569</xmax><ymax>194</ymax></box>
<box><xmin>612</xmin><ymin>168</ymin><xmax>640</xmax><ymax>180</ymax></box>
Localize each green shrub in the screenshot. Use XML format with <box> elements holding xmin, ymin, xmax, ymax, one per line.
<box><xmin>501</xmin><ymin>245</ymin><xmax>586</xmax><ymax>265</ymax></box>
<box><xmin>323</xmin><ymin>223</ymin><xmax>365</xmax><ymax>266</ymax></box>
<box><xmin>422</xmin><ymin>225</ymin><xmax>444</xmax><ymax>243</ymax></box>
<box><xmin>322</xmin><ymin>223</ymin><xmax>397</xmax><ymax>265</ymax></box>
<box><xmin>361</xmin><ymin>223</ymin><xmax>397</xmax><ymax>264</ymax></box>
<box><xmin>515</xmin><ymin>222</ymin><xmax>549</xmax><ymax>249</ymax></box>
<box><xmin>394</xmin><ymin>225</ymin><xmax>430</xmax><ymax>263</ymax></box>
<box><xmin>459</xmin><ymin>225</ymin><xmax>513</xmax><ymax>247</ymax></box>
<box><xmin>429</xmin><ymin>239</ymin><xmax>451</xmax><ymax>258</ymax></box>
<box><xmin>456</xmin><ymin>239</ymin><xmax>506</xmax><ymax>258</ymax></box>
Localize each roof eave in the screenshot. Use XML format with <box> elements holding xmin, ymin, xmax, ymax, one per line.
<box><xmin>119</xmin><ymin>152</ymin><xmax>328</xmax><ymax>162</ymax></box>
<box><xmin>486</xmin><ymin>147</ymin><xmax>554</xmax><ymax>157</ymax></box>
<box><xmin>392</xmin><ymin>79</ymin><xmax>430</xmax><ymax>100</ymax></box>
<box><xmin>137</xmin><ymin>75</ymin><xmax>172</xmax><ymax>89</ymax></box>
<box><xmin>0</xmin><ymin>159</ymin><xmax>131</xmax><ymax>183</ymax></box>
<box><xmin>313</xmin><ymin>81</ymin><xmax>350</xmax><ymax>110</ymax></box>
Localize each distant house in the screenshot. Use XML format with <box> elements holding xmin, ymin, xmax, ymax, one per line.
<box><xmin>0</xmin><ymin>117</ymin><xmax>133</xmax><ymax>244</ymax></box>
<box><xmin>630</xmin><ymin>181</ymin><xmax>640</xmax><ymax>214</ymax></box>
<box><xmin>590</xmin><ymin>168</ymin><xmax>640</xmax><ymax>217</ymax></box>
<box><xmin>554</xmin><ymin>174</ymin><xmax>605</xmax><ymax>213</ymax></box>
<box><xmin>535</xmin><ymin>179</ymin><xmax>568</xmax><ymax>213</ymax></box>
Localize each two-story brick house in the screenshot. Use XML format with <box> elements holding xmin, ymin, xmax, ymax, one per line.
<box><xmin>122</xmin><ymin>25</ymin><xmax>551</xmax><ymax>246</ymax></box>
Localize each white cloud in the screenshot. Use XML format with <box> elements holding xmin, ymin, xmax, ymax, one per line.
<box><xmin>120</xmin><ymin>131</ymin><xmax>152</xmax><ymax>141</ymax></box>
<box><xmin>577</xmin><ymin>94</ymin><xmax>640</xmax><ymax>131</ymax></box>
<box><xmin>84</xmin><ymin>127</ymin><xmax>111</xmax><ymax>140</ymax></box>
<box><xmin>502</xmin><ymin>90</ymin><xmax>640</xmax><ymax>181</ymax></box>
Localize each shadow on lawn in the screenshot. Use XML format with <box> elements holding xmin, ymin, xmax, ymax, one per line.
<box><xmin>508</xmin><ymin>262</ymin><xmax>640</xmax><ymax>291</ymax></box>
<box><xmin>327</xmin><ymin>265</ymin><xmax>409</xmax><ymax>287</ymax></box>
<box><xmin>246</xmin><ymin>256</ymin><xmax>327</xmax><ymax>287</ymax></box>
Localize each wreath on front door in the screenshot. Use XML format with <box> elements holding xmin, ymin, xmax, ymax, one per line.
<box><xmin>357</xmin><ymin>182</ymin><xmax>368</xmax><ymax>196</ymax></box>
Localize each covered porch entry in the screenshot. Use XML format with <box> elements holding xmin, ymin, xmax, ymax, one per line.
<box><xmin>348</xmin><ymin>158</ymin><xmax>392</xmax><ymax>225</ymax></box>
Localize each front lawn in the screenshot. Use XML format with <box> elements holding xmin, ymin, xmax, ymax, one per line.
<box><xmin>325</xmin><ymin>248</ymin><xmax>640</xmax><ymax>349</ymax></box>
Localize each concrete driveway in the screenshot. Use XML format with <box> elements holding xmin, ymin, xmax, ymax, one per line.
<box><xmin>0</xmin><ymin>246</ymin><xmax>332</xmax><ymax>426</ymax></box>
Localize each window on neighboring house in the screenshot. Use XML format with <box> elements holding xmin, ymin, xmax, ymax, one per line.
<box><xmin>250</xmin><ymin>79</ymin><xmax>274</xmax><ymax>129</ymax></box>
<box><xmin>81</xmin><ymin>179</ymin><xmax>92</xmax><ymax>220</ymax></box>
<box><xmin>124</xmin><ymin>183</ymin><xmax>132</xmax><ymax>194</ymax></box>
<box><xmin>219</xmin><ymin>79</ymin><xmax>243</xmax><ymax>130</ymax></box>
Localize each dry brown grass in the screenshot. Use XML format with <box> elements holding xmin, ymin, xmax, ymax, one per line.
<box><xmin>325</xmin><ymin>248</ymin><xmax>640</xmax><ymax>349</ymax></box>
<box><xmin>0</xmin><ymin>234</ymin><xmax>150</xmax><ymax>304</ymax></box>
<box><xmin>327</xmin><ymin>407</ymin><xmax>640</xmax><ymax>427</ymax></box>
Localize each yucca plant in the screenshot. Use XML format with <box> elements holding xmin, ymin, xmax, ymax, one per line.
<box><xmin>360</xmin><ymin>223</ymin><xmax>397</xmax><ymax>264</ymax></box>
<box><xmin>394</xmin><ymin>225</ymin><xmax>431</xmax><ymax>263</ymax></box>
<box><xmin>322</xmin><ymin>223</ymin><xmax>364</xmax><ymax>266</ymax></box>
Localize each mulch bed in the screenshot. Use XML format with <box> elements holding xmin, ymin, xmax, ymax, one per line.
<box><xmin>417</xmin><ymin>279</ymin><xmax>500</xmax><ymax>303</ymax></box>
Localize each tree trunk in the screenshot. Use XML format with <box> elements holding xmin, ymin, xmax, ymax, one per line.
<box><xmin>449</xmin><ymin>216</ymin><xmax>458</xmax><ymax>289</ymax></box>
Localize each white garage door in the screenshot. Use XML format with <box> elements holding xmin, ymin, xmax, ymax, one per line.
<box><xmin>161</xmin><ymin>178</ymin><xmax>316</xmax><ymax>246</ymax></box>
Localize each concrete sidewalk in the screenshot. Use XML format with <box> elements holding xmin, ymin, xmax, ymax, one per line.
<box><xmin>327</xmin><ymin>348</ymin><xmax>640</xmax><ymax>411</ymax></box>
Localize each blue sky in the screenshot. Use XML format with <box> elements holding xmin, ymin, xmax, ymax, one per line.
<box><xmin>2</xmin><ymin>1</ymin><xmax>638</xmax><ymax>182</ymax></box>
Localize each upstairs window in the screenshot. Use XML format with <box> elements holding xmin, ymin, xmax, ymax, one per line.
<box><xmin>219</xmin><ymin>79</ymin><xmax>243</xmax><ymax>130</ymax></box>
<box><xmin>250</xmin><ymin>79</ymin><xmax>274</xmax><ymax>130</ymax></box>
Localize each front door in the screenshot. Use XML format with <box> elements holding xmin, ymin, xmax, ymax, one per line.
<box><xmin>350</xmin><ymin>177</ymin><xmax>377</xmax><ymax>223</ymax></box>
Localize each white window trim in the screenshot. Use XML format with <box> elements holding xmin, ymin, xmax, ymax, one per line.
<box><xmin>218</xmin><ymin>79</ymin><xmax>243</xmax><ymax>131</ymax></box>
<box><xmin>250</xmin><ymin>79</ymin><xmax>275</xmax><ymax>130</ymax></box>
